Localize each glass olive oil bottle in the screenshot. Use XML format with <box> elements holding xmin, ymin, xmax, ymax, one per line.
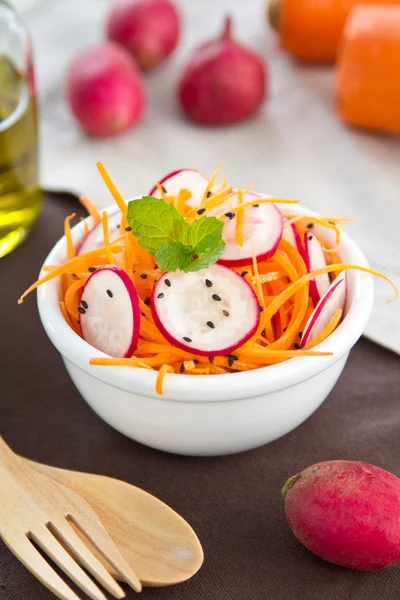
<box><xmin>0</xmin><ymin>2</ymin><xmax>42</xmax><ymax>258</ymax></box>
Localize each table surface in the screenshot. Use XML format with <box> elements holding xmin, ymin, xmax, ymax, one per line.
<box><xmin>1</xmin><ymin>193</ymin><xmax>400</xmax><ymax>599</ymax></box>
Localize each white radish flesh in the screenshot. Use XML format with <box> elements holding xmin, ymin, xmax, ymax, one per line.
<box><xmin>302</xmin><ymin>272</ymin><xmax>347</xmax><ymax>346</ymax></box>
<box><xmin>77</xmin><ymin>208</ymin><xmax>121</xmax><ymax>255</ymax></box>
<box><xmin>208</xmin><ymin>192</ymin><xmax>282</xmax><ymax>267</ymax></box>
<box><xmin>149</xmin><ymin>168</ymin><xmax>210</xmax><ymax>208</ymax></box>
<box><xmin>151</xmin><ymin>264</ymin><xmax>260</xmax><ymax>356</ymax></box>
<box><xmin>283</xmin><ymin>219</ymin><xmax>303</xmax><ymax>254</ymax></box>
<box><xmin>80</xmin><ymin>266</ymin><xmax>140</xmax><ymax>358</ymax></box>
<box><xmin>303</xmin><ymin>232</ymin><xmax>330</xmax><ymax>305</ymax></box>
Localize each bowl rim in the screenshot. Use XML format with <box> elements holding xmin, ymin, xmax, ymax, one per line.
<box><xmin>37</xmin><ymin>202</ymin><xmax>374</xmax><ymax>403</ymax></box>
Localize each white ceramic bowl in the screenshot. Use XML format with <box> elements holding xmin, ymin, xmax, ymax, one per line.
<box><xmin>37</xmin><ymin>204</ymin><xmax>373</xmax><ymax>456</ymax></box>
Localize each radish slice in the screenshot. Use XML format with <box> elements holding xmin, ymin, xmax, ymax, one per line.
<box><xmin>149</xmin><ymin>168</ymin><xmax>210</xmax><ymax>208</ymax></box>
<box><xmin>303</xmin><ymin>232</ymin><xmax>330</xmax><ymax>305</ymax></box>
<box><xmin>151</xmin><ymin>264</ymin><xmax>260</xmax><ymax>357</ymax></box>
<box><xmin>77</xmin><ymin>208</ymin><xmax>121</xmax><ymax>255</ymax></box>
<box><xmin>208</xmin><ymin>192</ymin><xmax>282</xmax><ymax>267</ymax></box>
<box><xmin>283</xmin><ymin>219</ymin><xmax>303</xmax><ymax>254</ymax></box>
<box><xmin>80</xmin><ymin>265</ymin><xmax>140</xmax><ymax>358</ymax></box>
<box><xmin>302</xmin><ymin>272</ymin><xmax>347</xmax><ymax>346</ymax></box>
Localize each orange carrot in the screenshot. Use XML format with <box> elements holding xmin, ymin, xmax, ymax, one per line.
<box><xmin>156</xmin><ymin>364</ymin><xmax>175</xmax><ymax>394</ymax></box>
<box><xmin>64</xmin><ymin>213</ymin><xmax>76</xmax><ymax>260</ymax></box>
<box><xmin>79</xmin><ymin>195</ymin><xmax>100</xmax><ymax>225</ymax></box>
<box><xmin>269</xmin><ymin>0</ymin><xmax>400</xmax><ymax>63</ymax></box>
<box><xmin>336</xmin><ymin>4</ymin><xmax>400</xmax><ymax>135</ymax></box>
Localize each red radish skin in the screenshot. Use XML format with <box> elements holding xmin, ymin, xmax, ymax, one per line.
<box><xmin>107</xmin><ymin>0</ymin><xmax>180</xmax><ymax>71</ymax></box>
<box><xmin>209</xmin><ymin>192</ymin><xmax>283</xmax><ymax>267</ymax></box>
<box><xmin>283</xmin><ymin>460</ymin><xmax>400</xmax><ymax>570</ymax></box>
<box><xmin>178</xmin><ymin>16</ymin><xmax>267</xmax><ymax>125</ymax></box>
<box><xmin>149</xmin><ymin>168</ymin><xmax>210</xmax><ymax>207</ymax></box>
<box><xmin>301</xmin><ymin>272</ymin><xmax>346</xmax><ymax>346</ymax></box>
<box><xmin>151</xmin><ymin>265</ymin><xmax>260</xmax><ymax>357</ymax></box>
<box><xmin>283</xmin><ymin>219</ymin><xmax>304</xmax><ymax>256</ymax></box>
<box><xmin>80</xmin><ymin>265</ymin><xmax>140</xmax><ymax>358</ymax></box>
<box><xmin>303</xmin><ymin>232</ymin><xmax>330</xmax><ymax>306</ymax></box>
<box><xmin>66</xmin><ymin>42</ymin><xmax>145</xmax><ymax>137</ymax></box>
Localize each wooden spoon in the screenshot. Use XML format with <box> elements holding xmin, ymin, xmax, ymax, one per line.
<box><xmin>27</xmin><ymin>459</ymin><xmax>204</xmax><ymax>587</ymax></box>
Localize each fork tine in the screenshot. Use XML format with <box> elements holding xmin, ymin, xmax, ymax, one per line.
<box><xmin>29</xmin><ymin>527</ymin><xmax>108</xmax><ymax>600</ymax></box>
<box><xmin>50</xmin><ymin>520</ymin><xmax>125</xmax><ymax>599</ymax></box>
<box><xmin>1</xmin><ymin>534</ymin><xmax>81</xmax><ymax>600</ymax></box>
<box><xmin>68</xmin><ymin>514</ymin><xmax>142</xmax><ymax>593</ymax></box>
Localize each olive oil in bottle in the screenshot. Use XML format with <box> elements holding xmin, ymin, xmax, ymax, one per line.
<box><xmin>0</xmin><ymin>5</ymin><xmax>42</xmax><ymax>258</ymax></box>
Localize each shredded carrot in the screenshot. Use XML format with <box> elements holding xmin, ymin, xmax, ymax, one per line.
<box><xmin>79</xmin><ymin>217</ymin><xmax>90</xmax><ymax>236</ymax></box>
<box><xmin>305</xmin><ymin>309</ymin><xmax>343</xmax><ymax>350</ymax></box>
<box><xmin>64</xmin><ymin>213</ymin><xmax>76</xmax><ymax>260</ymax></box>
<box><xmin>65</xmin><ymin>278</ymin><xmax>86</xmax><ymax>321</ymax></box>
<box><xmin>79</xmin><ymin>195</ymin><xmax>100</xmax><ymax>225</ymax></box>
<box><xmin>96</xmin><ymin>162</ymin><xmax>127</xmax><ymax>215</ymax></box>
<box><xmin>156</xmin><ymin>364</ymin><xmax>175</xmax><ymax>394</ymax></box>
<box><xmin>19</xmin><ymin>163</ymin><xmax>397</xmax><ymax>395</ymax></box>
<box><xmin>235</xmin><ymin>190</ymin><xmax>244</xmax><ymax>246</ymax></box>
<box><xmin>102</xmin><ymin>211</ymin><xmax>115</xmax><ymax>265</ymax></box>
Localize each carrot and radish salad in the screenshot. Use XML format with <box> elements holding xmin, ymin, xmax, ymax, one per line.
<box><xmin>19</xmin><ymin>164</ymin><xmax>397</xmax><ymax>394</ymax></box>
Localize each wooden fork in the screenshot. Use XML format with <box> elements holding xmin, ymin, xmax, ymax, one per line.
<box><xmin>0</xmin><ymin>437</ymin><xmax>141</xmax><ymax>600</ymax></box>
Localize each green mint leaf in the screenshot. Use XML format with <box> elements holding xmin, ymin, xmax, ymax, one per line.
<box><xmin>188</xmin><ymin>216</ymin><xmax>224</xmax><ymax>254</ymax></box>
<box><xmin>127</xmin><ymin>196</ymin><xmax>188</xmax><ymax>254</ymax></box>
<box><xmin>155</xmin><ymin>242</ymin><xmax>193</xmax><ymax>272</ymax></box>
<box><xmin>183</xmin><ymin>237</ymin><xmax>226</xmax><ymax>272</ymax></box>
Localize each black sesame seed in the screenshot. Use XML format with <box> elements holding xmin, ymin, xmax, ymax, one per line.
<box><xmin>141</xmin><ymin>312</ymin><xmax>146</xmax><ymax>316</ymax></box>
<box><xmin>197</xmin><ymin>208</ymin><xmax>206</xmax><ymax>215</ymax></box>
<box><xmin>298</xmin><ymin>331</ymin><xmax>303</xmax><ymax>339</ymax></box>
<box><xmin>180</xmin><ymin>363</ymin><xmax>185</xmax><ymax>373</ymax></box>
<box><xmin>241</xmin><ymin>271</ymin><xmax>248</xmax><ymax>277</ymax></box>
<box><xmin>307</xmin><ymin>223</ymin><xmax>314</xmax><ymax>229</ymax></box>
<box><xmin>253</xmin><ymin>204</ymin><xmax>259</xmax><ymax>208</ymax></box>
<box><xmin>225</xmin><ymin>212</ymin><xmax>235</xmax><ymax>220</ymax></box>
<box><xmin>144</xmin><ymin>298</ymin><xmax>151</xmax><ymax>306</ymax></box>
<box><xmin>223</xmin><ymin>310</ymin><xmax>230</xmax><ymax>317</ymax></box>
<box><xmin>261</xmin><ymin>329</ymin><xmax>266</xmax><ymax>338</ymax></box>
<box><xmin>259</xmin><ymin>305</ymin><xmax>264</xmax><ymax>312</ymax></box>
<box><xmin>77</xmin><ymin>306</ymin><xmax>86</xmax><ymax>315</ymax></box>
<box><xmin>308</xmin><ymin>235</ymin><xmax>313</xmax><ymax>241</ymax></box>
<box><xmin>81</xmin><ymin>300</ymin><xmax>88</xmax><ymax>310</ymax></box>
<box><xmin>88</xmin><ymin>267</ymin><xmax>96</xmax><ymax>272</ymax></box>
<box><xmin>157</xmin><ymin>293</ymin><xmax>164</xmax><ymax>299</ymax></box>
<box><xmin>193</xmin><ymin>359</ymin><xmax>199</xmax><ymax>364</ymax></box>
<box><xmin>117</xmin><ymin>224</ymin><xmax>120</xmax><ymax>228</ymax></box>
<box><xmin>125</xmin><ymin>226</ymin><xmax>132</xmax><ymax>232</ymax></box>
<box><xmin>165</xmin><ymin>279</ymin><xmax>171</xmax><ymax>287</ymax></box>
<box><xmin>207</xmin><ymin>190</ymin><xmax>212</xmax><ymax>198</ymax></box>
<box><xmin>206</xmin><ymin>321</ymin><xmax>215</xmax><ymax>329</ymax></box>
<box><xmin>106</xmin><ymin>289</ymin><xmax>113</xmax><ymax>298</ymax></box>
<box><xmin>209</xmin><ymin>357</ymin><xmax>215</xmax><ymax>364</ymax></box>
<box><xmin>294</xmin><ymin>343</ymin><xmax>300</xmax><ymax>349</ymax></box>
<box><xmin>140</xmin><ymin>273</ymin><xmax>148</xmax><ymax>279</ymax></box>
<box><xmin>205</xmin><ymin>279</ymin><xmax>213</xmax><ymax>288</ymax></box>
<box><xmin>283</xmin><ymin>327</ymin><xmax>287</xmax><ymax>332</ymax></box>
<box><xmin>162</xmin><ymin>185</ymin><xmax>167</xmax><ymax>194</ymax></box>
<box><xmin>183</xmin><ymin>336</ymin><xmax>192</xmax><ymax>343</ymax></box>
<box><xmin>212</xmin><ymin>294</ymin><xmax>222</xmax><ymax>301</ymax></box>
<box><xmin>228</xmin><ymin>356</ymin><xmax>237</xmax><ymax>367</ymax></box>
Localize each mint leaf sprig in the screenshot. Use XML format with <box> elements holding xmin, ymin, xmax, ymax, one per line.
<box><xmin>127</xmin><ymin>196</ymin><xmax>226</xmax><ymax>272</ymax></box>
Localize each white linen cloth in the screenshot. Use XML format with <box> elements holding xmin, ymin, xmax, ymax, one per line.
<box><xmin>18</xmin><ymin>0</ymin><xmax>400</xmax><ymax>353</ymax></box>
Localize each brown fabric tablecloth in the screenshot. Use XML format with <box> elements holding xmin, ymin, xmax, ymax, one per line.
<box><xmin>1</xmin><ymin>195</ymin><xmax>400</xmax><ymax>600</ymax></box>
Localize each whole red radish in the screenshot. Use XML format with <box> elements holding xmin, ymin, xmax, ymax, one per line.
<box><xmin>66</xmin><ymin>42</ymin><xmax>145</xmax><ymax>137</ymax></box>
<box><xmin>283</xmin><ymin>460</ymin><xmax>400</xmax><ymax>570</ymax></box>
<box><xmin>178</xmin><ymin>16</ymin><xmax>267</xmax><ymax>125</ymax></box>
<box><xmin>107</xmin><ymin>0</ymin><xmax>180</xmax><ymax>71</ymax></box>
